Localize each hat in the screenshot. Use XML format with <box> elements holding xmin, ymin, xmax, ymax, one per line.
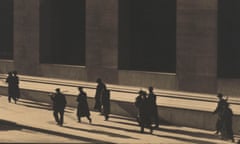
<box><xmin>78</xmin><ymin>86</ymin><xmax>83</xmax><ymax>90</ymax></box>
<box><xmin>55</xmin><ymin>88</ymin><xmax>60</xmax><ymax>92</ymax></box>
<box><xmin>217</xmin><ymin>93</ymin><xmax>223</xmax><ymax>98</ymax></box>
<box><xmin>96</xmin><ymin>78</ymin><xmax>102</xmax><ymax>83</ymax></box>
<box><xmin>138</xmin><ymin>90</ymin><xmax>144</xmax><ymax>94</ymax></box>
<box><xmin>149</xmin><ymin>86</ymin><xmax>154</xmax><ymax>91</ymax></box>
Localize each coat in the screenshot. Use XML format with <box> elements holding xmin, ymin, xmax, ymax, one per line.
<box><xmin>77</xmin><ymin>91</ymin><xmax>90</xmax><ymax>117</ymax></box>
<box><xmin>51</xmin><ymin>92</ymin><xmax>66</xmax><ymax>111</ymax></box>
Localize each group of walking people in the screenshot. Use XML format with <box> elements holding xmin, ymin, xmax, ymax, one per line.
<box><xmin>135</xmin><ymin>87</ymin><xmax>159</xmax><ymax>134</ymax></box>
<box><xmin>5</xmin><ymin>71</ymin><xmax>20</xmax><ymax>104</ymax></box>
<box><xmin>213</xmin><ymin>93</ymin><xmax>234</xmax><ymax>142</ymax></box>
<box><xmin>4</xmin><ymin>72</ymin><xmax>237</xmax><ymax>140</ymax></box>
<box><xmin>50</xmin><ymin>78</ymin><xmax>110</xmax><ymax>127</ymax></box>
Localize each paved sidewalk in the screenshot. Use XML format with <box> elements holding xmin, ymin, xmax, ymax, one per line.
<box><xmin>0</xmin><ymin>95</ymin><xmax>238</xmax><ymax>143</ymax></box>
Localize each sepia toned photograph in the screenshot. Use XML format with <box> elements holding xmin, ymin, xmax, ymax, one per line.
<box><xmin>0</xmin><ymin>0</ymin><xmax>240</xmax><ymax>143</ymax></box>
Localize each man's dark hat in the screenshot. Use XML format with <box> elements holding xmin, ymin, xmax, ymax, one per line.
<box><xmin>217</xmin><ymin>93</ymin><xmax>223</xmax><ymax>98</ymax></box>
<box><xmin>149</xmin><ymin>86</ymin><xmax>154</xmax><ymax>91</ymax></box>
<box><xmin>96</xmin><ymin>78</ymin><xmax>102</xmax><ymax>83</ymax></box>
<box><xmin>138</xmin><ymin>90</ymin><xmax>144</xmax><ymax>94</ymax></box>
<box><xmin>55</xmin><ymin>88</ymin><xmax>60</xmax><ymax>92</ymax></box>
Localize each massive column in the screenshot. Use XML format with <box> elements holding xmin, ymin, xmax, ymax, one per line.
<box><xmin>13</xmin><ymin>0</ymin><xmax>40</xmax><ymax>75</ymax></box>
<box><xmin>176</xmin><ymin>0</ymin><xmax>218</xmax><ymax>93</ymax></box>
<box><xmin>86</xmin><ymin>0</ymin><xmax>118</xmax><ymax>84</ymax></box>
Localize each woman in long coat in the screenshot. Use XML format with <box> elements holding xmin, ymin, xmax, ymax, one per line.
<box><xmin>77</xmin><ymin>87</ymin><xmax>92</xmax><ymax>123</ymax></box>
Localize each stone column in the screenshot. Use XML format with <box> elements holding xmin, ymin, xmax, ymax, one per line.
<box><xmin>13</xmin><ymin>0</ymin><xmax>40</xmax><ymax>75</ymax></box>
<box><xmin>86</xmin><ymin>0</ymin><xmax>118</xmax><ymax>84</ymax></box>
<box><xmin>176</xmin><ymin>0</ymin><xmax>218</xmax><ymax>93</ymax></box>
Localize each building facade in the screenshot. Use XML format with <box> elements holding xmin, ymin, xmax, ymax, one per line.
<box><xmin>0</xmin><ymin>0</ymin><xmax>239</xmax><ymax>96</ymax></box>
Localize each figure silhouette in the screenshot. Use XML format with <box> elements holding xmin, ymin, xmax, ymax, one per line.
<box><xmin>148</xmin><ymin>86</ymin><xmax>159</xmax><ymax>128</ymax></box>
<box><xmin>76</xmin><ymin>87</ymin><xmax>92</xmax><ymax>123</ymax></box>
<box><xmin>94</xmin><ymin>78</ymin><xmax>107</xmax><ymax>113</ymax></box>
<box><xmin>135</xmin><ymin>90</ymin><xmax>153</xmax><ymax>134</ymax></box>
<box><xmin>213</xmin><ymin>93</ymin><xmax>227</xmax><ymax>135</ymax></box>
<box><xmin>5</xmin><ymin>72</ymin><xmax>17</xmax><ymax>104</ymax></box>
<box><xmin>50</xmin><ymin>88</ymin><xmax>67</xmax><ymax>126</ymax></box>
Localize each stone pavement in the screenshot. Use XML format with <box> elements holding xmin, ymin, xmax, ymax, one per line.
<box><xmin>0</xmin><ymin>95</ymin><xmax>238</xmax><ymax>143</ymax></box>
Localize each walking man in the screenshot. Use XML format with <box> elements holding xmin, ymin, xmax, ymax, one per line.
<box><xmin>213</xmin><ymin>93</ymin><xmax>227</xmax><ymax>135</ymax></box>
<box><xmin>12</xmin><ymin>70</ymin><xmax>20</xmax><ymax>99</ymax></box>
<box><xmin>50</xmin><ymin>88</ymin><xmax>67</xmax><ymax>126</ymax></box>
<box><xmin>148</xmin><ymin>86</ymin><xmax>159</xmax><ymax>128</ymax></box>
<box><xmin>6</xmin><ymin>72</ymin><xmax>17</xmax><ymax>103</ymax></box>
<box><xmin>94</xmin><ymin>78</ymin><xmax>107</xmax><ymax>113</ymax></box>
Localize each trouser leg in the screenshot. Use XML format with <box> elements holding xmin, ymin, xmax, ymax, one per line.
<box><xmin>59</xmin><ymin>111</ymin><xmax>64</xmax><ymax>125</ymax></box>
<box><xmin>53</xmin><ymin>111</ymin><xmax>59</xmax><ymax>123</ymax></box>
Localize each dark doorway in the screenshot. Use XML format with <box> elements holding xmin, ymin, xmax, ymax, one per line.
<box><xmin>218</xmin><ymin>0</ymin><xmax>240</xmax><ymax>78</ymax></box>
<box><xmin>118</xmin><ymin>0</ymin><xmax>176</xmax><ymax>73</ymax></box>
<box><xmin>40</xmin><ymin>0</ymin><xmax>85</xmax><ymax>66</ymax></box>
<box><xmin>0</xmin><ymin>0</ymin><xmax>13</xmax><ymax>59</ymax></box>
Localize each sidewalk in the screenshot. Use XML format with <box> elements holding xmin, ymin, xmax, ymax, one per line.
<box><xmin>0</xmin><ymin>95</ymin><xmax>237</xmax><ymax>143</ymax></box>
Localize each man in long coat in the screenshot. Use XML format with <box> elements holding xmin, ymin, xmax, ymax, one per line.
<box><xmin>76</xmin><ymin>87</ymin><xmax>92</xmax><ymax>123</ymax></box>
<box><xmin>148</xmin><ymin>86</ymin><xmax>159</xmax><ymax>128</ymax></box>
<box><xmin>6</xmin><ymin>72</ymin><xmax>16</xmax><ymax>103</ymax></box>
<box><xmin>213</xmin><ymin>93</ymin><xmax>227</xmax><ymax>135</ymax></box>
<box><xmin>94</xmin><ymin>78</ymin><xmax>107</xmax><ymax>112</ymax></box>
<box><xmin>12</xmin><ymin>70</ymin><xmax>20</xmax><ymax>99</ymax></box>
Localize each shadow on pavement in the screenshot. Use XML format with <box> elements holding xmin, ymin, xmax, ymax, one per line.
<box><xmin>17</xmin><ymin>100</ymin><xmax>73</xmax><ymax>113</ymax></box>
<box><xmin>63</xmin><ymin>125</ymin><xmax>138</xmax><ymax>139</ymax></box>
<box><xmin>154</xmin><ymin>134</ymin><xmax>217</xmax><ymax>144</ymax></box>
<box><xmin>157</xmin><ymin>127</ymin><xmax>220</xmax><ymax>140</ymax></box>
<box><xmin>91</xmin><ymin>123</ymin><xmax>140</xmax><ymax>134</ymax></box>
<box><xmin>0</xmin><ymin>119</ymin><xmax>22</xmax><ymax>131</ymax></box>
<box><xmin>0</xmin><ymin>119</ymin><xmax>112</xmax><ymax>143</ymax></box>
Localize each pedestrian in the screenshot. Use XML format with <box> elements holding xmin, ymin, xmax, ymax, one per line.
<box><xmin>12</xmin><ymin>70</ymin><xmax>20</xmax><ymax>99</ymax></box>
<box><xmin>94</xmin><ymin>78</ymin><xmax>107</xmax><ymax>113</ymax></box>
<box><xmin>213</xmin><ymin>93</ymin><xmax>227</xmax><ymax>135</ymax></box>
<box><xmin>102</xmin><ymin>89</ymin><xmax>110</xmax><ymax>121</ymax></box>
<box><xmin>148</xmin><ymin>86</ymin><xmax>159</xmax><ymax>128</ymax></box>
<box><xmin>50</xmin><ymin>88</ymin><xmax>67</xmax><ymax>126</ymax></box>
<box><xmin>76</xmin><ymin>87</ymin><xmax>92</xmax><ymax>123</ymax></box>
<box><xmin>221</xmin><ymin>102</ymin><xmax>234</xmax><ymax>142</ymax></box>
<box><xmin>135</xmin><ymin>90</ymin><xmax>153</xmax><ymax>134</ymax></box>
<box><xmin>5</xmin><ymin>72</ymin><xmax>17</xmax><ymax>104</ymax></box>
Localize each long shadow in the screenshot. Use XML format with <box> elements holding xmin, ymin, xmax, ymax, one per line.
<box><xmin>17</xmin><ymin>103</ymin><xmax>73</xmax><ymax>113</ymax></box>
<box><xmin>63</xmin><ymin>125</ymin><xmax>137</xmax><ymax>139</ymax></box>
<box><xmin>107</xmin><ymin>119</ymin><xmax>221</xmax><ymax>142</ymax></box>
<box><xmin>110</xmin><ymin>115</ymin><xmax>171</xmax><ymax>125</ymax></box>
<box><xmin>18</xmin><ymin>99</ymin><xmax>75</xmax><ymax>111</ymax></box>
<box><xmin>18</xmin><ymin>99</ymin><xmax>51</xmax><ymax>107</ymax></box>
<box><xmin>91</xmin><ymin>123</ymin><xmax>141</xmax><ymax>134</ymax></box>
<box><xmin>110</xmin><ymin>115</ymin><xmax>136</xmax><ymax>122</ymax></box>
<box><xmin>109</xmin><ymin>119</ymin><xmax>138</xmax><ymax>127</ymax></box>
<box><xmin>0</xmin><ymin>119</ymin><xmax>22</xmax><ymax>131</ymax></box>
<box><xmin>3</xmin><ymin>121</ymin><xmax>113</xmax><ymax>143</ymax></box>
<box><xmin>157</xmin><ymin>127</ymin><xmax>220</xmax><ymax>140</ymax></box>
<box><xmin>153</xmin><ymin>133</ymin><xmax>217</xmax><ymax>144</ymax></box>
